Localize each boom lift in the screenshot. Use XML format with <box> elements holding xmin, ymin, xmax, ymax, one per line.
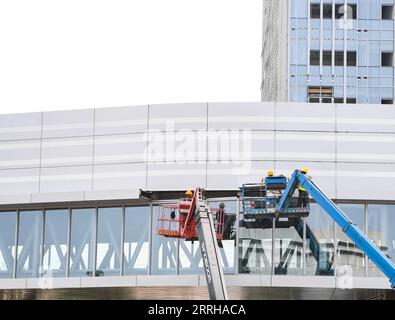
<box><xmin>240</xmin><ymin>169</ymin><xmax>395</xmax><ymax>289</ymax></box>
<box><xmin>157</xmin><ymin>188</ymin><xmax>228</xmax><ymax>300</ymax></box>
<box><xmin>157</xmin><ymin>169</ymin><xmax>395</xmax><ymax>300</ymax></box>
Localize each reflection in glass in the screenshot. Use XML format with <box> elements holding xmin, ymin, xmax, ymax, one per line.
<box><xmin>151</xmin><ymin>206</ymin><xmax>177</xmax><ymax>275</ymax></box>
<box><xmin>179</xmin><ymin>240</ymin><xmax>203</xmax><ymax>275</ymax></box>
<box><xmin>43</xmin><ymin>209</ymin><xmax>68</xmax><ymax>277</ymax></box>
<box><xmin>97</xmin><ymin>207</ymin><xmax>122</xmax><ymax>276</ymax></box>
<box><xmin>305</xmin><ymin>204</ymin><xmax>335</xmax><ymax>276</ymax></box>
<box><xmin>274</xmin><ymin>221</ymin><xmax>304</xmax><ymax>275</ymax></box>
<box><xmin>17</xmin><ymin>211</ymin><xmax>43</xmax><ymax>278</ymax></box>
<box><xmin>0</xmin><ymin>212</ymin><xmax>16</xmax><ymax>278</ymax></box>
<box><xmin>69</xmin><ymin>208</ymin><xmax>95</xmax><ymax>277</ymax></box>
<box><xmin>123</xmin><ymin>206</ymin><xmax>150</xmax><ymax>275</ymax></box>
<box><xmin>368</xmin><ymin>205</ymin><xmax>395</xmax><ymax>277</ymax></box>
<box><xmin>239</xmin><ymin>218</ymin><xmax>272</xmax><ymax>275</ymax></box>
<box><xmin>336</xmin><ymin>204</ymin><xmax>366</xmax><ymax>277</ymax></box>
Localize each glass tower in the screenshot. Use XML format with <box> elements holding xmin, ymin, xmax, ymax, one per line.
<box><xmin>262</xmin><ymin>0</ymin><xmax>395</xmax><ymax>104</ymax></box>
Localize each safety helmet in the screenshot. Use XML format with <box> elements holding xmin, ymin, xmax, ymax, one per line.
<box><xmin>301</xmin><ymin>167</ymin><xmax>309</xmax><ymax>174</ymax></box>
<box><xmin>267</xmin><ymin>170</ymin><xmax>274</xmax><ymax>177</ymax></box>
<box><xmin>185</xmin><ymin>190</ymin><xmax>193</xmax><ymax>197</ymax></box>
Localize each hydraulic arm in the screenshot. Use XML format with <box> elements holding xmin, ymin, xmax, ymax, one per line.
<box><xmin>194</xmin><ymin>197</ymin><xmax>228</xmax><ymax>300</ymax></box>
<box><xmin>157</xmin><ymin>188</ymin><xmax>228</xmax><ymax>300</ymax></box>
<box><xmin>277</xmin><ymin>170</ymin><xmax>395</xmax><ymax>289</ymax></box>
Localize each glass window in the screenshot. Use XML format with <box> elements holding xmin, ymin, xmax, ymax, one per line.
<box><xmin>382</xmin><ymin>6</ymin><xmax>393</xmax><ymax>20</ymax></box>
<box><xmin>274</xmin><ymin>220</ymin><xmax>304</xmax><ymax>275</ymax></box>
<box><xmin>16</xmin><ymin>211</ymin><xmax>43</xmax><ymax>278</ymax></box>
<box><xmin>323</xmin><ymin>51</ymin><xmax>332</xmax><ymax>66</ymax></box>
<box><xmin>0</xmin><ymin>212</ymin><xmax>17</xmax><ymax>278</ymax></box>
<box><xmin>96</xmin><ymin>207</ymin><xmax>122</xmax><ymax>276</ymax></box>
<box><xmin>310</xmin><ymin>50</ymin><xmax>320</xmax><ymax>65</ymax></box>
<box><xmin>151</xmin><ymin>206</ymin><xmax>178</xmax><ymax>275</ymax></box>
<box><xmin>323</xmin><ymin>4</ymin><xmax>333</xmax><ymax>19</ymax></box>
<box><xmin>310</xmin><ymin>4</ymin><xmax>320</xmax><ymax>19</ymax></box>
<box><xmin>336</xmin><ymin>204</ymin><xmax>365</xmax><ymax>277</ymax></box>
<box><xmin>305</xmin><ymin>204</ymin><xmax>335</xmax><ymax>276</ymax></box>
<box><xmin>367</xmin><ymin>205</ymin><xmax>395</xmax><ymax>277</ymax></box>
<box><xmin>179</xmin><ymin>240</ymin><xmax>203</xmax><ymax>275</ymax></box>
<box><xmin>347</xmin><ymin>52</ymin><xmax>357</xmax><ymax>66</ymax></box>
<box><xmin>335</xmin><ymin>51</ymin><xmax>344</xmax><ymax>66</ymax></box>
<box><xmin>69</xmin><ymin>208</ymin><xmax>95</xmax><ymax>277</ymax></box>
<box><xmin>43</xmin><ymin>209</ymin><xmax>68</xmax><ymax>277</ymax></box>
<box><xmin>335</xmin><ymin>4</ymin><xmax>357</xmax><ymax>19</ymax></box>
<box><xmin>239</xmin><ymin>220</ymin><xmax>272</xmax><ymax>275</ymax></box>
<box><xmin>123</xmin><ymin>206</ymin><xmax>150</xmax><ymax>275</ymax></box>
<box><xmin>382</xmin><ymin>52</ymin><xmax>393</xmax><ymax>67</ymax></box>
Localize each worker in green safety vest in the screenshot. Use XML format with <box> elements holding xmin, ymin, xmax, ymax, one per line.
<box><xmin>297</xmin><ymin>168</ymin><xmax>309</xmax><ymax>207</ymax></box>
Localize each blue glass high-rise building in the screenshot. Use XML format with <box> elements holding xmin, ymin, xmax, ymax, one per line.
<box><xmin>261</xmin><ymin>0</ymin><xmax>395</xmax><ymax>104</ymax></box>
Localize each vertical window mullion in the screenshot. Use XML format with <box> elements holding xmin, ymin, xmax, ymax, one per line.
<box><xmin>92</xmin><ymin>206</ymin><xmax>98</xmax><ymax>277</ymax></box>
<box><xmin>13</xmin><ymin>210</ymin><xmax>19</xmax><ymax>279</ymax></box>
<box><xmin>39</xmin><ymin>209</ymin><xmax>45</xmax><ymax>277</ymax></box>
<box><xmin>120</xmin><ymin>205</ymin><xmax>125</xmax><ymax>276</ymax></box>
<box><xmin>65</xmin><ymin>208</ymin><xmax>72</xmax><ymax>278</ymax></box>
<box><xmin>148</xmin><ymin>204</ymin><xmax>153</xmax><ymax>275</ymax></box>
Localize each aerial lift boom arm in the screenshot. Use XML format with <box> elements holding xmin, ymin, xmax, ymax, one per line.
<box><xmin>277</xmin><ymin>170</ymin><xmax>395</xmax><ymax>289</ymax></box>
<box><xmin>194</xmin><ymin>198</ymin><xmax>228</xmax><ymax>300</ymax></box>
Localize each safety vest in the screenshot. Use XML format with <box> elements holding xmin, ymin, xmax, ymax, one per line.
<box><xmin>298</xmin><ymin>185</ymin><xmax>306</xmax><ymax>192</ymax></box>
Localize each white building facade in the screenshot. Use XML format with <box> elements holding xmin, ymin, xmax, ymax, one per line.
<box><xmin>0</xmin><ymin>102</ymin><xmax>393</xmax><ymax>299</ymax></box>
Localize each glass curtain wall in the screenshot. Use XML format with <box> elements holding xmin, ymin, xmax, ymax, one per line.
<box><xmin>0</xmin><ymin>201</ymin><xmax>393</xmax><ymax>278</ymax></box>
<box><xmin>123</xmin><ymin>206</ymin><xmax>150</xmax><ymax>275</ymax></box>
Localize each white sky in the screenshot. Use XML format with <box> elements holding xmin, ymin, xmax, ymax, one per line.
<box><xmin>0</xmin><ymin>0</ymin><xmax>262</xmax><ymax>114</ymax></box>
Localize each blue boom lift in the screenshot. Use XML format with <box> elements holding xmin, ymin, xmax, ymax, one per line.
<box><xmin>240</xmin><ymin>169</ymin><xmax>395</xmax><ymax>289</ymax></box>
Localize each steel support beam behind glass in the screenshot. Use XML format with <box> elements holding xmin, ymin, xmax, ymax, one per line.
<box><xmin>12</xmin><ymin>210</ymin><xmax>19</xmax><ymax>279</ymax></box>
<box><xmin>65</xmin><ymin>208</ymin><xmax>71</xmax><ymax>277</ymax></box>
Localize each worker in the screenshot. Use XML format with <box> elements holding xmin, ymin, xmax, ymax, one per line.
<box><xmin>185</xmin><ymin>190</ymin><xmax>193</xmax><ymax>199</ymax></box>
<box><xmin>297</xmin><ymin>168</ymin><xmax>309</xmax><ymax>207</ymax></box>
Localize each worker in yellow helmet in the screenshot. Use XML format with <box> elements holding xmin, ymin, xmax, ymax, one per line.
<box><xmin>297</xmin><ymin>168</ymin><xmax>309</xmax><ymax>207</ymax></box>
<box><xmin>260</xmin><ymin>170</ymin><xmax>274</xmax><ymax>186</ymax></box>
<box><xmin>185</xmin><ymin>190</ymin><xmax>193</xmax><ymax>198</ymax></box>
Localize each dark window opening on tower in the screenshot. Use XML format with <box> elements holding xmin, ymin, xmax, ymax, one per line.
<box><xmin>346</xmin><ymin>98</ymin><xmax>357</xmax><ymax>104</ymax></box>
<box><xmin>311</xmin><ymin>4</ymin><xmax>320</xmax><ymax>18</ymax></box>
<box><xmin>347</xmin><ymin>52</ymin><xmax>357</xmax><ymax>66</ymax></box>
<box><xmin>382</xmin><ymin>52</ymin><xmax>393</xmax><ymax>67</ymax></box>
<box><xmin>323</xmin><ymin>4</ymin><xmax>333</xmax><ymax>19</ymax></box>
<box><xmin>382</xmin><ymin>5</ymin><xmax>394</xmax><ymax>20</ymax></box>
<box><xmin>334</xmin><ymin>51</ymin><xmax>357</xmax><ymax>66</ymax></box>
<box><xmin>335</xmin><ymin>4</ymin><xmax>357</xmax><ymax>19</ymax></box>
<box><xmin>323</xmin><ymin>51</ymin><xmax>332</xmax><ymax>66</ymax></box>
<box><xmin>381</xmin><ymin>99</ymin><xmax>394</xmax><ymax>105</ymax></box>
<box><xmin>310</xmin><ymin>50</ymin><xmax>320</xmax><ymax>65</ymax></box>
<box><xmin>335</xmin><ymin>52</ymin><xmax>344</xmax><ymax>66</ymax></box>
<box><xmin>334</xmin><ymin>98</ymin><xmax>344</xmax><ymax>103</ymax></box>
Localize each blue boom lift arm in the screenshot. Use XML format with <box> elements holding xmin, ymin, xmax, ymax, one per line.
<box><xmin>276</xmin><ymin>169</ymin><xmax>395</xmax><ymax>289</ymax></box>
